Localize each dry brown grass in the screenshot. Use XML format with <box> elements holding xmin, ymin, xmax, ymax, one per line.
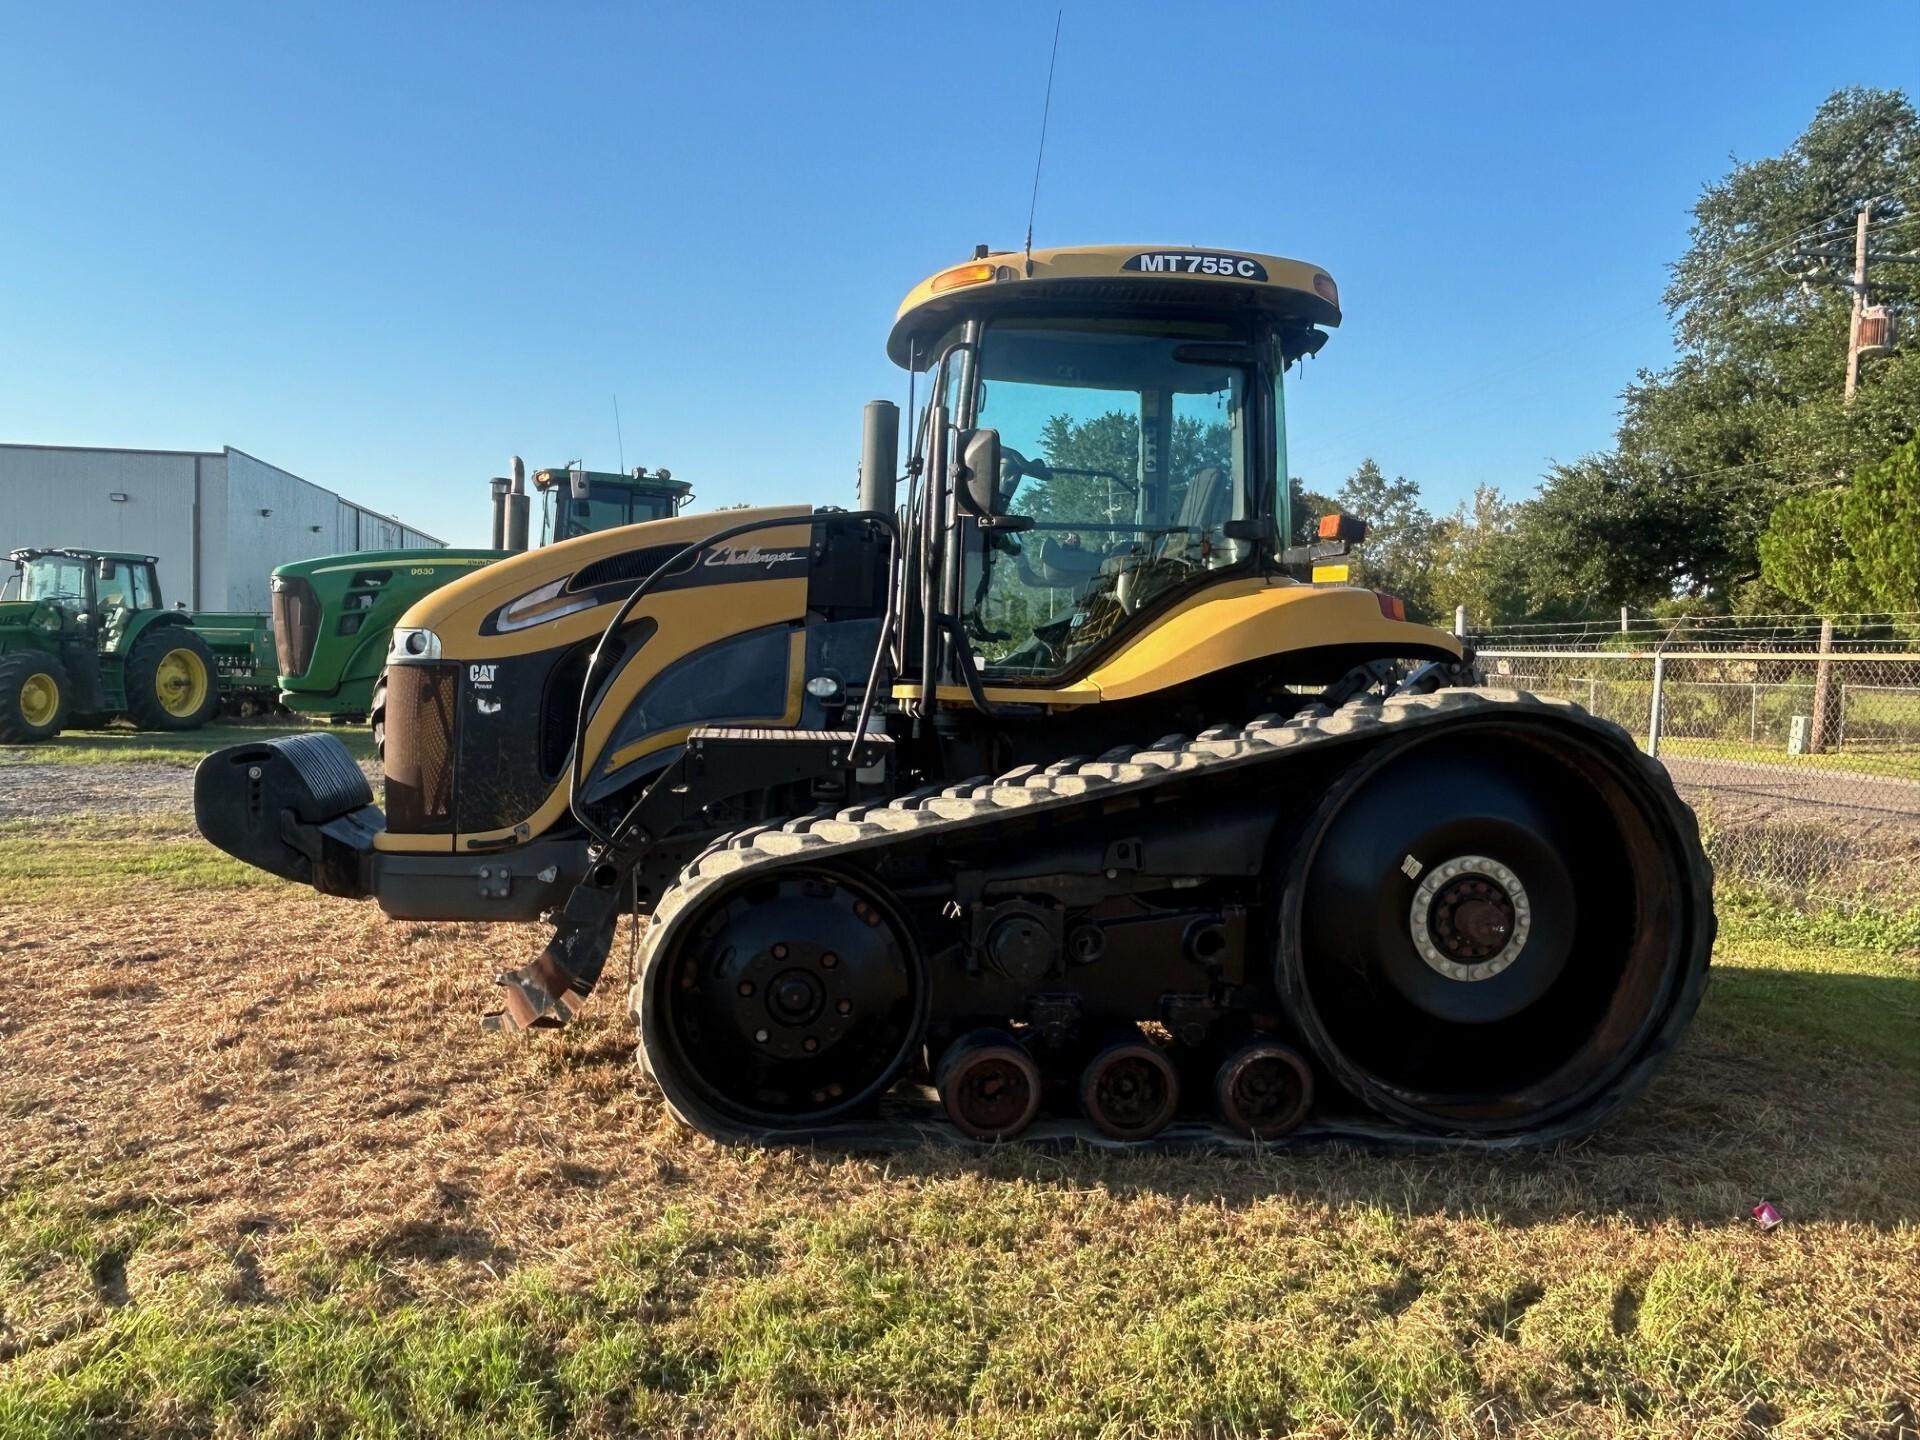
<box><xmin>1</xmin><ymin>800</ymin><xmax>1918</xmax><ymax>1436</ymax></box>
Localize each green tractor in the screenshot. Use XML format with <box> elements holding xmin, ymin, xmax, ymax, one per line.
<box><xmin>0</xmin><ymin>548</ymin><xmax>267</xmax><ymax>743</ymax></box>
<box><xmin>273</xmin><ymin>460</ymin><xmax>691</xmax><ymax>731</ymax></box>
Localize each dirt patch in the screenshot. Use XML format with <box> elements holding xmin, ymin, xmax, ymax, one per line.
<box><xmin>0</xmin><ymin>763</ymin><xmax>196</xmax><ymax>822</ymax></box>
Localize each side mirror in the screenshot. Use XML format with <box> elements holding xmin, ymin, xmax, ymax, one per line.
<box><xmin>955</xmin><ymin>427</ymin><xmax>1003</xmax><ymax>517</ymax></box>
<box><xmin>569</xmin><ymin>465</ymin><xmax>590</xmax><ymax>501</ymax></box>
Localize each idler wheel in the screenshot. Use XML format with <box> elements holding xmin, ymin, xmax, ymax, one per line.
<box><xmin>639</xmin><ymin>868</ymin><xmax>926</xmax><ymax>1136</ymax></box>
<box><xmin>1215</xmin><ymin>1042</ymin><xmax>1315</xmax><ymax>1140</ymax></box>
<box><xmin>936</xmin><ymin>1030</ymin><xmax>1043</xmax><ymax>1141</ymax></box>
<box><xmin>1080</xmin><ymin>1036</ymin><xmax>1179</xmax><ymax>1141</ymax></box>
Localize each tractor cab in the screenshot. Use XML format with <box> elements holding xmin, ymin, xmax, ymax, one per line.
<box><xmin>533</xmin><ymin>465</ymin><xmax>694</xmax><ymax>545</ymax></box>
<box><xmin>879</xmin><ymin>245</ymin><xmax>1397</xmax><ymax>705</ymax></box>
<box><xmin>7</xmin><ymin>548</ymin><xmax>163</xmax><ymax>639</ymax></box>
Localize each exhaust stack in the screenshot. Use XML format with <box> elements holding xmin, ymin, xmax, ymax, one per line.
<box><xmin>505</xmin><ymin>455</ymin><xmax>530</xmax><ymax>553</ymax></box>
<box><xmin>859</xmin><ymin>401</ymin><xmax>899</xmax><ymax>517</ymax></box>
<box><xmin>488</xmin><ymin>476</ymin><xmax>510</xmax><ymax>549</ymax></box>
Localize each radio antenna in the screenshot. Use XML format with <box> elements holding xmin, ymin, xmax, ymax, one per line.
<box><xmin>1023</xmin><ymin>9</ymin><xmax>1063</xmax><ymax>277</ymax></box>
<box><xmin>612</xmin><ymin>394</ymin><xmax>626</xmax><ymax>474</ymax></box>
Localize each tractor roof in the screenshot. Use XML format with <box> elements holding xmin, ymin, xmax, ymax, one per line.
<box><xmin>888</xmin><ymin>243</ymin><xmax>1341</xmax><ymax>367</ymax></box>
<box><xmin>9</xmin><ymin>547</ymin><xmax>157</xmax><ymax>565</ymax></box>
<box><xmin>530</xmin><ymin>465</ymin><xmax>693</xmax><ymax>498</ymax></box>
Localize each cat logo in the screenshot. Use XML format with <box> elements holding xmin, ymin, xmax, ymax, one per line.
<box><xmin>469</xmin><ymin>663</ymin><xmax>498</xmax><ymax>687</ymax></box>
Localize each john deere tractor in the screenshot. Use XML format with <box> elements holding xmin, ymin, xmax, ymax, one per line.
<box><xmin>0</xmin><ymin>548</ymin><xmax>237</xmax><ymax>742</ymax></box>
<box><xmin>272</xmin><ymin>462</ymin><xmax>691</xmax><ymax>735</ymax></box>
<box><xmin>197</xmin><ymin>244</ymin><xmax>1713</xmax><ymax>1149</ymax></box>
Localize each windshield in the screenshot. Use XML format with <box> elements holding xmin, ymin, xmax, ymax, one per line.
<box><xmin>20</xmin><ymin>555</ymin><xmax>92</xmax><ymax>605</ymax></box>
<box><xmin>550</xmin><ymin>482</ymin><xmax>677</xmax><ymax>541</ymax></box>
<box><xmin>959</xmin><ymin>320</ymin><xmax>1260</xmax><ymax>679</ymax></box>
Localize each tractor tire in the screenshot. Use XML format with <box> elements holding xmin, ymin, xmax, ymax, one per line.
<box><xmin>124</xmin><ymin>627</ymin><xmax>220</xmax><ymax>732</ymax></box>
<box><xmin>370</xmin><ymin>672</ymin><xmax>388</xmax><ymax>765</ymax></box>
<box><xmin>0</xmin><ymin>652</ymin><xmax>72</xmax><ymax>743</ymax></box>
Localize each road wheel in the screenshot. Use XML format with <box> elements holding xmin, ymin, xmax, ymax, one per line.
<box><xmin>370</xmin><ymin>671</ymin><xmax>388</xmax><ymax>764</ymax></box>
<box><xmin>125</xmin><ymin>628</ymin><xmax>220</xmax><ymax>731</ymax></box>
<box><xmin>0</xmin><ymin>652</ymin><xmax>72</xmax><ymax>743</ymax></box>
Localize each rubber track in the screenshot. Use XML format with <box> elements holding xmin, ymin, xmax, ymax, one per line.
<box><xmin>627</xmin><ymin>688</ymin><xmax>1716</xmax><ymax>1150</ymax></box>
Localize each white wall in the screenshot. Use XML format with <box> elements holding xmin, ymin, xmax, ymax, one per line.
<box><xmin>0</xmin><ymin>446</ymin><xmax>203</xmax><ymax>605</ymax></box>
<box><xmin>0</xmin><ymin>444</ymin><xmax>443</xmax><ymax>611</ymax></box>
<box><xmin>222</xmin><ymin>449</ymin><xmax>342</xmax><ymax>611</ymax></box>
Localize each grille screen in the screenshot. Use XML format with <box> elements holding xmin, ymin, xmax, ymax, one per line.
<box><xmin>383</xmin><ymin>663</ymin><xmax>457</xmax><ymax>833</ymax></box>
<box><xmin>271</xmin><ymin>578</ymin><xmax>320</xmax><ymax>678</ymax></box>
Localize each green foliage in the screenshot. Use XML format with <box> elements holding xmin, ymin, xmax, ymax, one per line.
<box><xmin>1758</xmin><ymin>486</ymin><xmax>1868</xmax><ymax>613</ymax></box>
<box><xmin>1335</xmin><ymin>459</ymin><xmax>1439</xmax><ymax>616</ymax></box>
<box><xmin>1521</xmin><ymin>88</ymin><xmax>1920</xmax><ymax>611</ymax></box>
<box><xmin>1760</xmin><ymin>437</ymin><xmax>1920</xmax><ymax>614</ymax></box>
<box><xmin>1028</xmin><ymin>411</ymin><xmax>1231</xmax><ymax>529</ymax></box>
<box><xmin>1426</xmin><ymin>485</ymin><xmax>1528</xmax><ymax>628</ymax></box>
<box><xmin>1841</xmin><ymin>436</ymin><xmax>1920</xmax><ymax>611</ymax></box>
<box><xmin>1287</xmin><ymin>477</ymin><xmax>1340</xmax><ymax>546</ymax></box>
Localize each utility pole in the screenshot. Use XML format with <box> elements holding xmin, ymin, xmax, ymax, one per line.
<box><xmin>1844</xmin><ymin>203</ymin><xmax>1871</xmax><ymax>405</ymax></box>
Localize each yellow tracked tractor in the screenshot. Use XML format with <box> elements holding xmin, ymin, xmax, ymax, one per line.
<box><xmin>196</xmin><ymin>245</ymin><xmax>1713</xmax><ymax>1147</ymax></box>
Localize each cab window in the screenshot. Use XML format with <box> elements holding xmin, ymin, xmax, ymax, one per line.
<box><xmin>960</xmin><ymin>319</ymin><xmax>1257</xmax><ymax>680</ymax></box>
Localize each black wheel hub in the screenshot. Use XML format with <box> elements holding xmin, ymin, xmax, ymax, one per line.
<box><xmin>1432</xmin><ymin>877</ymin><xmax>1513</xmax><ymax>960</ymax></box>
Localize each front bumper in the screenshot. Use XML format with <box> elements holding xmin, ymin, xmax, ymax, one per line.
<box><xmin>193</xmin><ymin>732</ymin><xmax>584</xmax><ymax>921</ymax></box>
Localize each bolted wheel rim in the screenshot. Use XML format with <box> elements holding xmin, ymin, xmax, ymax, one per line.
<box><xmin>938</xmin><ymin>1033</ymin><xmax>1042</xmax><ymax>1140</ymax></box>
<box><xmin>155</xmin><ymin>647</ymin><xmax>210</xmax><ymax>717</ymax></box>
<box><xmin>1279</xmin><ymin>721</ymin><xmax>1697</xmax><ymax>1137</ymax></box>
<box><xmin>645</xmin><ymin>869</ymin><xmax>926</xmax><ymax>1130</ymax></box>
<box><xmin>1080</xmin><ymin>1039</ymin><xmax>1179</xmax><ymax>1141</ymax></box>
<box><xmin>18</xmin><ymin>671</ymin><xmax>60</xmax><ymax>728</ymax></box>
<box><xmin>1216</xmin><ymin>1042</ymin><xmax>1315</xmax><ymax>1140</ymax></box>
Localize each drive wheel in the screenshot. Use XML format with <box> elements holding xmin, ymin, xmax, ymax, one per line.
<box><xmin>639</xmin><ymin>869</ymin><xmax>927</xmax><ymax>1139</ymax></box>
<box><xmin>125</xmin><ymin>628</ymin><xmax>219</xmax><ymax>731</ymax></box>
<box><xmin>1278</xmin><ymin>718</ymin><xmax>1711</xmax><ymax>1141</ymax></box>
<box><xmin>0</xmin><ymin>653</ymin><xmax>72</xmax><ymax>743</ymax></box>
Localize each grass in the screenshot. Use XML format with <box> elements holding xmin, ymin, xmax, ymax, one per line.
<box><xmin>0</xmin><ymin>719</ymin><xmax>375</xmax><ymax>769</ymax></box>
<box><xmin>0</xmin><ymin>780</ymin><xmax>1916</xmax><ymax>1436</ymax></box>
<box><xmin>0</xmin><ymin>815</ymin><xmax>276</xmax><ymax>899</ymax></box>
<box><xmin>1659</xmin><ymin>734</ymin><xmax>1920</xmax><ymax>781</ymax></box>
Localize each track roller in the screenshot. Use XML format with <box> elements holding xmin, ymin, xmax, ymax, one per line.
<box><xmin>936</xmin><ymin>1030</ymin><xmax>1043</xmax><ymax>1141</ymax></box>
<box><xmin>1080</xmin><ymin>1034</ymin><xmax>1180</xmax><ymax>1141</ymax></box>
<box><xmin>1215</xmin><ymin>1042</ymin><xmax>1315</xmax><ymax>1140</ymax></box>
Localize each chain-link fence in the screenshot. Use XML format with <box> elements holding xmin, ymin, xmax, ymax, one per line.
<box><xmin>1471</xmin><ymin>642</ymin><xmax>1920</xmax><ymax>906</ymax></box>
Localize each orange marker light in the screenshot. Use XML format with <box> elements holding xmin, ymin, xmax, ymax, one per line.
<box><xmin>1317</xmin><ymin>513</ymin><xmax>1369</xmax><ymax>544</ymax></box>
<box><xmin>1375</xmin><ymin>593</ymin><xmax>1406</xmax><ymax>622</ymax></box>
<box><xmin>930</xmin><ymin>262</ymin><xmax>998</xmax><ymax>294</ymax></box>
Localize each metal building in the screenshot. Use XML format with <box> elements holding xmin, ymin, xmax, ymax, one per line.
<box><xmin>0</xmin><ymin>443</ymin><xmax>443</xmax><ymax>612</ymax></box>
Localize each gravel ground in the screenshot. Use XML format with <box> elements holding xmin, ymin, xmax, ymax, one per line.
<box><xmin>0</xmin><ymin>762</ymin><xmax>195</xmax><ymax>822</ymax></box>
<box><xmin>0</xmin><ymin>757</ymin><xmax>382</xmax><ymax>823</ymax></box>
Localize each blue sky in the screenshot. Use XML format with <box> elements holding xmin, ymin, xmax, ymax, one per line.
<box><xmin>3</xmin><ymin>2</ymin><xmax>1916</xmax><ymax>546</ymax></box>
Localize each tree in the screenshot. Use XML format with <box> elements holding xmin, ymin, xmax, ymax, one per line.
<box><xmin>1840</xmin><ymin>438</ymin><xmax>1920</xmax><ymax>612</ymax></box>
<box><xmin>1335</xmin><ymin>459</ymin><xmax>1438</xmax><ymax>616</ymax></box>
<box><xmin>1287</xmin><ymin>477</ymin><xmax>1339</xmax><ymax>546</ymax></box>
<box><xmin>1427</xmin><ymin>485</ymin><xmax>1527</xmax><ymax>630</ymax></box>
<box><xmin>1759</xmin><ymin>437</ymin><xmax>1920</xmax><ymax>614</ymax></box>
<box><xmin>1521</xmin><ymin>88</ymin><xmax>1920</xmax><ymax>610</ymax></box>
<box><xmin>1030</xmin><ymin>411</ymin><xmax>1232</xmax><ymax>526</ymax></box>
<box><xmin>1757</xmin><ymin>488</ymin><xmax>1867</xmax><ymax>614</ymax></box>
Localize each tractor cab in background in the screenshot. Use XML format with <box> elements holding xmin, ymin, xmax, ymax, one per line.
<box><xmin>0</xmin><ymin>547</ymin><xmax>225</xmax><ymax>741</ymax></box>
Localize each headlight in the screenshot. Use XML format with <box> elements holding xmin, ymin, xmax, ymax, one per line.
<box><xmin>388</xmin><ymin>626</ymin><xmax>443</xmax><ymax>663</ymax></box>
<box><xmin>494</xmin><ymin>576</ymin><xmax>597</xmax><ymax>633</ymax></box>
